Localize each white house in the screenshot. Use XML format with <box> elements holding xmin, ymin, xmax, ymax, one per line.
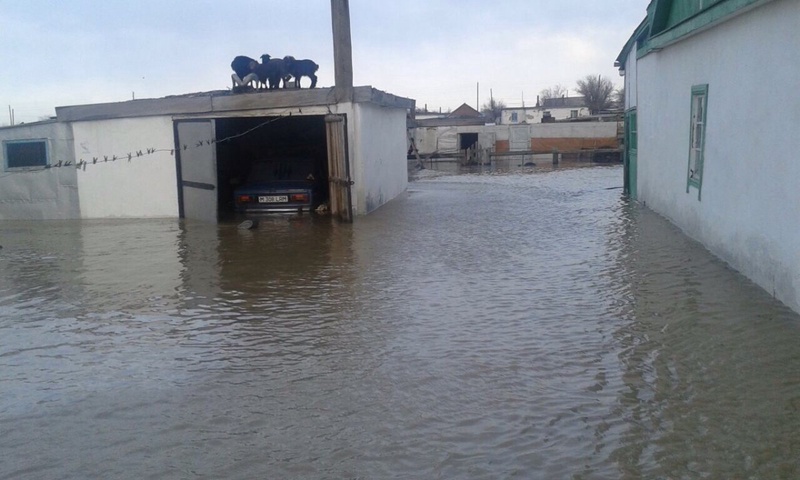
<box><xmin>500</xmin><ymin>96</ymin><xmax>591</xmax><ymax>125</ymax></box>
<box><xmin>616</xmin><ymin>0</ymin><xmax>800</xmax><ymax>313</ymax></box>
<box><xmin>0</xmin><ymin>87</ymin><xmax>414</xmax><ymax>222</ymax></box>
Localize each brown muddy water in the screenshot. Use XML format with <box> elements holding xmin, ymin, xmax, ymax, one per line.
<box><xmin>1</xmin><ymin>165</ymin><xmax>799</xmax><ymax>479</ymax></box>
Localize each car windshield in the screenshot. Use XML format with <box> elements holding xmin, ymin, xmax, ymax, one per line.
<box><xmin>247</xmin><ymin>158</ymin><xmax>314</xmax><ymax>183</ymax></box>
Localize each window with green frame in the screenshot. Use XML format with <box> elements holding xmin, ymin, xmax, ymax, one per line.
<box><xmin>686</xmin><ymin>84</ymin><xmax>708</xmax><ymax>199</ymax></box>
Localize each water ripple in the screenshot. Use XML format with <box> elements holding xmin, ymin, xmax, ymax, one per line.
<box><xmin>1</xmin><ymin>167</ymin><xmax>800</xmax><ymax>478</ymax></box>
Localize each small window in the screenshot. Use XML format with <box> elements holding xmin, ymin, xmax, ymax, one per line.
<box><xmin>4</xmin><ymin>139</ymin><xmax>49</xmax><ymax>170</ymax></box>
<box><xmin>686</xmin><ymin>84</ymin><xmax>708</xmax><ymax>199</ymax></box>
<box><xmin>570</xmin><ymin>109</ymin><xmax>578</xmax><ymax>118</ymax></box>
<box><xmin>510</xmin><ymin>112</ymin><xmax>518</xmax><ymax>122</ymax></box>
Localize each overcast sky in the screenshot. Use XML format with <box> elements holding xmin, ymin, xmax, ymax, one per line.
<box><xmin>1</xmin><ymin>0</ymin><xmax>649</xmax><ymax>124</ymax></box>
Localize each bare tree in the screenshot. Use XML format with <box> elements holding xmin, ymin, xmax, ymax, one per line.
<box><xmin>575</xmin><ymin>75</ymin><xmax>615</xmax><ymax>114</ymax></box>
<box><xmin>539</xmin><ymin>84</ymin><xmax>568</xmax><ymax>101</ymax></box>
<box><xmin>613</xmin><ymin>86</ymin><xmax>625</xmax><ymax>110</ymax></box>
<box><xmin>481</xmin><ymin>98</ymin><xmax>506</xmax><ymax>123</ymax></box>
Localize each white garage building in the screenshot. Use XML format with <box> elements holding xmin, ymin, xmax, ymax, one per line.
<box><xmin>0</xmin><ymin>86</ymin><xmax>413</xmax><ymax>222</ymax></box>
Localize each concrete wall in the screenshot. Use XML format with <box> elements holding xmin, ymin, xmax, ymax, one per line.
<box><xmin>412</xmin><ymin>124</ymin><xmax>509</xmax><ymax>155</ymax></box>
<box><xmin>72</xmin><ymin>116</ymin><xmax>179</xmax><ymax>218</ymax></box>
<box><xmin>635</xmin><ymin>0</ymin><xmax>800</xmax><ymax>312</ymax></box>
<box><xmin>351</xmin><ymin>102</ymin><xmax>408</xmax><ymax>214</ymax></box>
<box><xmin>530</xmin><ymin>122</ymin><xmax>619</xmax><ymax>152</ymax></box>
<box><xmin>411</xmin><ymin>122</ymin><xmax>619</xmax><ymax>155</ymax></box>
<box><xmin>531</xmin><ymin>122</ymin><xmax>618</xmax><ymax>139</ymax></box>
<box><xmin>0</xmin><ymin>121</ymin><xmax>80</xmax><ymax>219</ymax></box>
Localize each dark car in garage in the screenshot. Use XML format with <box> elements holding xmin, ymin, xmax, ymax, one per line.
<box><xmin>233</xmin><ymin>157</ymin><xmax>323</xmax><ymax>213</ymax></box>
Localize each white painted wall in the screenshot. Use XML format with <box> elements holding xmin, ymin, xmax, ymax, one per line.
<box><xmin>623</xmin><ymin>44</ymin><xmax>638</xmax><ymax>110</ymax></box>
<box><xmin>546</xmin><ymin>106</ymin><xmax>590</xmax><ymax>120</ymax></box>
<box><xmin>501</xmin><ymin>106</ymin><xmax>590</xmax><ymax>125</ymax></box>
<box><xmin>411</xmin><ymin>122</ymin><xmax>618</xmax><ymax>155</ymax></box>
<box><xmin>72</xmin><ymin>116</ymin><xmax>179</xmax><ymax>218</ymax></box>
<box><xmin>635</xmin><ymin>0</ymin><xmax>800</xmax><ymax>312</ymax></box>
<box><xmin>351</xmin><ymin>102</ymin><xmax>408</xmax><ymax>214</ymax></box>
<box><xmin>412</xmin><ymin>124</ymin><xmax>510</xmax><ymax>155</ymax></box>
<box><xmin>531</xmin><ymin>122</ymin><xmax>618</xmax><ymax>139</ymax></box>
<box><xmin>0</xmin><ymin>121</ymin><xmax>80</xmax><ymax>219</ymax></box>
<box><xmin>502</xmin><ymin>108</ymin><xmax>544</xmax><ymax>125</ymax></box>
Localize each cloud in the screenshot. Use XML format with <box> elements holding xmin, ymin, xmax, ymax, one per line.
<box><xmin>0</xmin><ymin>0</ymin><xmax>646</xmax><ymax>121</ymax></box>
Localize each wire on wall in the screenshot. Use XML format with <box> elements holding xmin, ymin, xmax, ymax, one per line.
<box><xmin>1</xmin><ymin>110</ymin><xmax>296</xmax><ymax>178</ymax></box>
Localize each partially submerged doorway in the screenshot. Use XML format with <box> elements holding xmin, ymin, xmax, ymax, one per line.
<box><xmin>176</xmin><ymin>115</ymin><xmax>340</xmax><ymax>222</ymax></box>
<box><xmin>458</xmin><ymin>132</ymin><xmax>478</xmax><ymax>150</ymax></box>
<box><xmin>175</xmin><ymin>120</ymin><xmax>217</xmax><ymax>223</ymax></box>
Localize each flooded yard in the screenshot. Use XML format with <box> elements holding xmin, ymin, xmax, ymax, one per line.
<box><xmin>1</xmin><ymin>165</ymin><xmax>799</xmax><ymax>479</ymax></box>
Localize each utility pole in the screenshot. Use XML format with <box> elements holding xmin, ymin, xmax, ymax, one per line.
<box><xmin>331</xmin><ymin>0</ymin><xmax>354</xmax><ymax>103</ymax></box>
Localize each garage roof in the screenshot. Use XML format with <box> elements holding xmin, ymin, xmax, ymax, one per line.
<box><xmin>55</xmin><ymin>86</ymin><xmax>415</xmax><ymax>122</ymax></box>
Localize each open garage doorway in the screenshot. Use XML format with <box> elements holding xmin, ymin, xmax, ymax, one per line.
<box><xmin>215</xmin><ymin>115</ymin><xmax>330</xmax><ymax>220</ymax></box>
<box><xmin>176</xmin><ymin>115</ymin><xmax>331</xmax><ymax>222</ymax></box>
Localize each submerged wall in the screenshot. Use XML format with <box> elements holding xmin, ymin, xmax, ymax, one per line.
<box><xmin>0</xmin><ymin>121</ymin><xmax>79</xmax><ymax>220</ymax></box>
<box><xmin>411</xmin><ymin>121</ymin><xmax>619</xmax><ymax>155</ymax></box>
<box><xmin>72</xmin><ymin>116</ymin><xmax>180</xmax><ymax>218</ymax></box>
<box><xmin>1</xmin><ymin>87</ymin><xmax>413</xmax><ymax>221</ymax></box>
<box><xmin>351</xmin><ymin>102</ymin><xmax>408</xmax><ymax>214</ymax></box>
<box><xmin>634</xmin><ymin>0</ymin><xmax>800</xmax><ymax>312</ymax></box>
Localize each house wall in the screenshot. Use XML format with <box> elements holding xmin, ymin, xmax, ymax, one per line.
<box><xmin>0</xmin><ymin>122</ymin><xmax>80</xmax><ymax>219</ymax></box>
<box><xmin>545</xmin><ymin>107</ymin><xmax>590</xmax><ymax>120</ymax></box>
<box><xmin>635</xmin><ymin>0</ymin><xmax>800</xmax><ymax>312</ymax></box>
<box><xmin>351</xmin><ymin>102</ymin><xmax>408</xmax><ymax>214</ymax></box>
<box><xmin>72</xmin><ymin>116</ymin><xmax>179</xmax><ymax>218</ymax></box>
<box><xmin>623</xmin><ymin>46</ymin><xmax>638</xmax><ymax>109</ymax></box>
<box><xmin>502</xmin><ymin>108</ymin><xmax>543</xmax><ymax>125</ymax></box>
<box><xmin>501</xmin><ymin>106</ymin><xmax>590</xmax><ymax>125</ymax></box>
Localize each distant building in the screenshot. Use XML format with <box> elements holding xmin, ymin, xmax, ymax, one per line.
<box><xmin>413</xmin><ymin>103</ymin><xmax>486</xmax><ymax>128</ymax></box>
<box><xmin>410</xmin><ymin>99</ymin><xmax>618</xmax><ymax>160</ymax></box>
<box><xmin>501</xmin><ymin>96</ymin><xmax>590</xmax><ymax>125</ymax></box>
<box><xmin>616</xmin><ymin>0</ymin><xmax>800</xmax><ymax>313</ymax></box>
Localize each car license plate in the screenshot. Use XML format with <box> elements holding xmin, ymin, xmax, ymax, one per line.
<box><xmin>259</xmin><ymin>195</ymin><xmax>288</xmax><ymax>203</ymax></box>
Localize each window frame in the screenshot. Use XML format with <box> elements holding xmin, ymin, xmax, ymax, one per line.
<box><xmin>3</xmin><ymin>138</ymin><xmax>50</xmax><ymax>171</ymax></box>
<box><xmin>686</xmin><ymin>84</ymin><xmax>708</xmax><ymax>200</ymax></box>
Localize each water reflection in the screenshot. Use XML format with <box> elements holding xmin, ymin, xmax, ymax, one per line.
<box><xmin>1</xmin><ymin>166</ymin><xmax>799</xmax><ymax>479</ymax></box>
<box><xmin>608</xmin><ymin>203</ymin><xmax>800</xmax><ymax>478</ymax></box>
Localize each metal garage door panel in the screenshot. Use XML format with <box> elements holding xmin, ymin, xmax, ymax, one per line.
<box><xmin>176</xmin><ymin>120</ymin><xmax>217</xmax><ymax>223</ymax></box>
<box><xmin>510</xmin><ymin>125</ymin><xmax>530</xmax><ymax>151</ymax></box>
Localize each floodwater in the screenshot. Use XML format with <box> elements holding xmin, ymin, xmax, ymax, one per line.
<box><xmin>2</xmin><ymin>165</ymin><xmax>799</xmax><ymax>479</ymax></box>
